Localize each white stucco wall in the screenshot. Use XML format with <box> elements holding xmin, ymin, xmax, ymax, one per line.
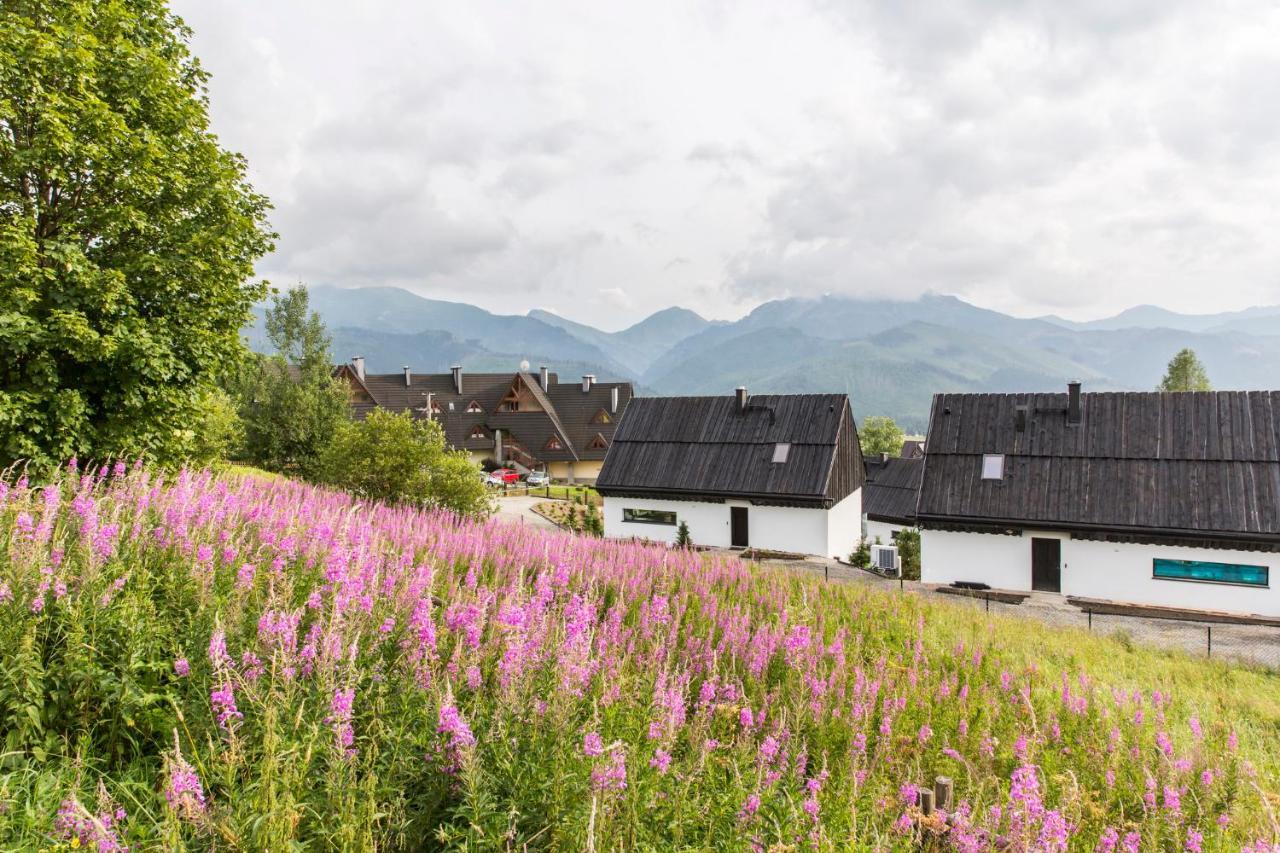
<box><xmin>921</xmin><ymin>527</ymin><xmax>1280</xmax><ymax>617</ymax></box>
<box><xmin>604</xmin><ymin>488</ymin><xmax>862</xmax><ymax>558</ymax></box>
<box><xmin>865</xmin><ymin>519</ymin><xmax>906</xmax><ymax>546</ymax></box>
<box><xmin>826</xmin><ymin>490</ymin><xmax>862</xmax><ymax>560</ymax></box>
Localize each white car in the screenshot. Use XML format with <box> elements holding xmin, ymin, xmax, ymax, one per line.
<box><xmin>526</xmin><ymin>471</ymin><xmax>551</xmax><ymax>487</ymax></box>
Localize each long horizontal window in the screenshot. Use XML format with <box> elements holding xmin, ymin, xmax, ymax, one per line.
<box><xmin>1152</xmin><ymin>558</ymin><xmax>1269</xmax><ymax>588</ymax></box>
<box><xmin>622</xmin><ymin>508</ymin><xmax>677</xmax><ymax>526</ymax></box>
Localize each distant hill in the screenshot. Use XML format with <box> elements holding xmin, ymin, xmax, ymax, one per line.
<box><xmin>244</xmin><ymin>286</ymin><xmax>1280</xmax><ymax>432</ymax></box>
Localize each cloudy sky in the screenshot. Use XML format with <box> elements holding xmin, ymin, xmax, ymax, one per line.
<box><xmin>173</xmin><ymin>0</ymin><xmax>1280</xmax><ymax>330</ymax></box>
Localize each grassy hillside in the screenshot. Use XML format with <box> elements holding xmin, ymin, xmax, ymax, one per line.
<box><xmin>2</xmin><ymin>466</ymin><xmax>1277</xmax><ymax>849</ymax></box>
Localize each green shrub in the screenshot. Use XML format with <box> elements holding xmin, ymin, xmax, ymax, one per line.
<box><xmin>317</xmin><ymin>409</ymin><xmax>492</xmax><ymax>518</ymax></box>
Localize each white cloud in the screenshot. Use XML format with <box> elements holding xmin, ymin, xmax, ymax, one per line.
<box><xmin>173</xmin><ymin>0</ymin><xmax>1280</xmax><ymax>326</ymax></box>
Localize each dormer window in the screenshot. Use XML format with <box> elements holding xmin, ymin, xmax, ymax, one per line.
<box><xmin>431</xmin><ymin>399</ymin><xmax>443</xmax><ymax>413</ymax></box>
<box><xmin>469</xmin><ymin>424</ymin><xmax>488</xmax><ymax>440</ymax></box>
<box><xmin>592</xmin><ymin>408</ymin><xmax>612</xmax><ymax>424</ymax></box>
<box><xmin>466</xmin><ymin>400</ymin><xmax>483</xmax><ymax>414</ymax></box>
<box><xmin>544</xmin><ymin>436</ymin><xmax>563</xmax><ymax>451</ymax></box>
<box><xmin>772</xmin><ymin>443</ymin><xmax>791</xmax><ymax>463</ymax></box>
<box><xmin>586</xmin><ymin>433</ymin><xmax>609</xmax><ymax>451</ymax></box>
<box><xmin>982</xmin><ymin>454</ymin><xmax>1004</xmax><ymax>480</ymax></box>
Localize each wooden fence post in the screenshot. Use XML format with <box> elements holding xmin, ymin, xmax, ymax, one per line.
<box><xmin>918</xmin><ymin>787</ymin><xmax>935</xmax><ymax>816</ymax></box>
<box><xmin>934</xmin><ymin>776</ymin><xmax>953</xmax><ymax>812</ymax></box>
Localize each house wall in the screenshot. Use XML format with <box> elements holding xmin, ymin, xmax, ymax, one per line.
<box><xmin>921</xmin><ymin>528</ymin><xmax>1280</xmax><ymax>617</ymax></box>
<box><xmin>826</xmin><ymin>490</ymin><xmax>863</xmax><ymax>560</ymax></box>
<box><xmin>546</xmin><ymin>460</ymin><xmax>605</xmax><ymax>484</ymax></box>
<box><xmin>866</xmin><ymin>519</ymin><xmax>907</xmax><ymax>546</ymax></box>
<box><xmin>603</xmin><ymin>489</ymin><xmax>861</xmax><ymax>558</ymax></box>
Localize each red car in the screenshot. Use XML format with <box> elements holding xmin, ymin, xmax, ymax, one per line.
<box><xmin>487</xmin><ymin>468</ymin><xmax>521</xmax><ymax>486</ymax></box>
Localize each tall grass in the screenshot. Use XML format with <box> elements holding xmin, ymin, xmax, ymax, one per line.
<box><xmin>0</xmin><ymin>461</ymin><xmax>1277</xmax><ymax>850</ymax></box>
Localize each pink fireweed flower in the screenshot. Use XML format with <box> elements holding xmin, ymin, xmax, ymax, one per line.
<box><xmin>591</xmin><ymin>750</ymin><xmax>627</xmax><ymax>792</ymax></box>
<box><xmin>1189</xmin><ymin>716</ymin><xmax>1203</xmax><ymax>740</ymax></box>
<box><xmin>236</xmin><ymin>563</ymin><xmax>256</xmax><ymax>589</ymax></box>
<box><xmin>739</xmin><ymin>706</ymin><xmax>754</xmax><ymax>729</ymax></box>
<box><xmin>650</xmin><ymin>748</ymin><xmax>671</xmax><ymax>773</ymax></box>
<box><xmin>1185</xmin><ymin>828</ymin><xmax>1203</xmax><ymax>853</ymax></box>
<box><xmin>328</xmin><ymin>687</ymin><xmax>356</xmax><ymax>755</ymax></box>
<box><xmin>164</xmin><ymin>748</ymin><xmax>208</xmax><ymax>819</ymax></box>
<box><xmin>436</xmin><ymin>702</ymin><xmax>475</xmax><ymax>773</ymax></box>
<box><xmin>738</xmin><ymin>793</ymin><xmax>761</xmax><ymax>823</ymax></box>
<box><xmin>1097</xmin><ymin>827</ymin><xmax>1119</xmax><ymax>853</ymax></box>
<box><xmin>0</xmin><ymin>582</ymin><xmax>11</xmax><ymax>604</ymax></box>
<box><xmin>759</xmin><ymin>734</ymin><xmax>780</xmax><ymax>765</ymax></box>
<box><xmin>174</xmin><ymin>658</ymin><xmax>190</xmax><ymax>677</ymax></box>
<box><xmin>1201</xmin><ymin>768</ymin><xmax>1215</xmax><ymax>787</ymax></box>
<box><xmin>55</xmin><ymin>797</ymin><xmax>127</xmax><ymax>852</ymax></box>
<box><xmin>918</xmin><ymin>724</ymin><xmax>932</xmax><ymax>744</ymax></box>
<box><xmin>210</xmin><ymin>682</ymin><xmax>243</xmax><ymax>729</ymax></box>
<box><xmin>583</xmin><ymin>731</ymin><xmax>605</xmax><ymax>757</ymax></box>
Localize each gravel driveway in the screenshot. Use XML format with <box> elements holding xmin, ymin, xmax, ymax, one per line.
<box><xmin>492</xmin><ymin>495</ymin><xmax>560</xmax><ymax>530</ymax></box>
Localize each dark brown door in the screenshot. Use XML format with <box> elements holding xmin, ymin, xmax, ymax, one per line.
<box><xmin>730</xmin><ymin>507</ymin><xmax>749</xmax><ymax>548</ymax></box>
<box><xmin>1031</xmin><ymin>538</ymin><xmax>1061</xmax><ymax>592</ymax></box>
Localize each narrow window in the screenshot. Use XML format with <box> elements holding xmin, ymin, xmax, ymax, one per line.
<box><xmin>772</xmin><ymin>443</ymin><xmax>791</xmax><ymax>463</ymax></box>
<box><xmin>623</xmin><ymin>508</ymin><xmax>677</xmax><ymax>525</ymax></box>
<box><xmin>1153</xmin><ymin>558</ymin><xmax>1269</xmax><ymax>588</ymax></box>
<box><xmin>981</xmin><ymin>454</ymin><xmax>1004</xmax><ymax>480</ymax></box>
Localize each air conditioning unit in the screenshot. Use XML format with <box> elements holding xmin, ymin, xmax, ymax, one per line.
<box><xmin>871</xmin><ymin>544</ymin><xmax>901</xmax><ymax>578</ymax></box>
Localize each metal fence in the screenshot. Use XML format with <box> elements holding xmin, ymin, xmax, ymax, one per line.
<box><xmin>791</xmin><ymin>559</ymin><xmax>1280</xmax><ymax>671</ymax></box>
<box><xmin>925</xmin><ymin>589</ymin><xmax>1280</xmax><ymax>670</ymax></box>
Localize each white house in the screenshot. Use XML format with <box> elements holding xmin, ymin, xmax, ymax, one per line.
<box><xmin>595</xmin><ymin>388</ymin><xmax>865</xmax><ymax>558</ymax></box>
<box><xmin>917</xmin><ymin>383</ymin><xmax>1280</xmax><ymax>618</ymax></box>
<box><xmin>862</xmin><ymin>453</ymin><xmax>922</xmax><ymax>544</ymax></box>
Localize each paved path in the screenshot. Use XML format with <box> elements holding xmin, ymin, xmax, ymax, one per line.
<box><xmin>492</xmin><ymin>495</ymin><xmax>560</xmax><ymax>530</ymax></box>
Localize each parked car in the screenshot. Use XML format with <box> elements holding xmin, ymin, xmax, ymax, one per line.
<box><xmin>526</xmin><ymin>470</ymin><xmax>550</xmax><ymax>487</ymax></box>
<box><xmin>487</xmin><ymin>468</ymin><xmax>521</xmax><ymax>486</ymax></box>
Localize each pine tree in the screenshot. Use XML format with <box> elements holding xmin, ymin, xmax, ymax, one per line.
<box><xmin>1158</xmin><ymin>348</ymin><xmax>1212</xmax><ymax>392</ymax></box>
<box><xmin>675</xmin><ymin>520</ymin><xmax>692</xmax><ymax>548</ymax></box>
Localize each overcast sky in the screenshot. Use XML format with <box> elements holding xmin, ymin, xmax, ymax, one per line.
<box><xmin>174</xmin><ymin>0</ymin><xmax>1280</xmax><ymax>331</ymax></box>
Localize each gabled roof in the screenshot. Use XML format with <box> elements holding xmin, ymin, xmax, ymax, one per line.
<box><xmin>338</xmin><ymin>368</ymin><xmax>632</xmax><ymax>463</ymax></box>
<box><xmin>595</xmin><ymin>393</ymin><xmax>864</xmax><ymax>507</ymax></box>
<box><xmin>917</xmin><ymin>390</ymin><xmax>1280</xmax><ymax>544</ymax></box>
<box><xmin>900</xmin><ymin>439</ymin><xmax>925</xmax><ymax>458</ymax></box>
<box><xmin>864</xmin><ymin>455</ymin><xmax>923</xmax><ymax>524</ymax></box>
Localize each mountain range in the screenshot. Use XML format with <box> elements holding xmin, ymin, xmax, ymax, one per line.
<box><xmin>244</xmin><ymin>285</ymin><xmax>1280</xmax><ymax>432</ymax></box>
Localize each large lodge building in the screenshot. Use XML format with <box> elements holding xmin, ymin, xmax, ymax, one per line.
<box><xmin>335</xmin><ymin>358</ymin><xmax>633</xmax><ymax>484</ymax></box>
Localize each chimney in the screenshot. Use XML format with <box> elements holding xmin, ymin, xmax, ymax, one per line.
<box><xmin>736</xmin><ymin>386</ymin><xmax>748</xmax><ymax>413</ymax></box>
<box><xmin>540</xmin><ymin>365</ymin><xmax>550</xmax><ymax>391</ymax></box>
<box><xmin>425</xmin><ymin>392</ymin><xmax>434</xmax><ymax>417</ymax></box>
<box><xmin>1067</xmin><ymin>380</ymin><xmax>1082</xmax><ymax>425</ymax></box>
<box><xmin>582</xmin><ymin>374</ymin><xmax>595</xmax><ymax>393</ymax></box>
<box><xmin>451</xmin><ymin>365</ymin><xmax>463</xmax><ymax>395</ymax></box>
<box><xmin>351</xmin><ymin>356</ymin><xmax>365</xmax><ymax>382</ymax></box>
<box><xmin>610</xmin><ymin>386</ymin><xmax>619</xmax><ymax>413</ymax></box>
<box><xmin>403</xmin><ymin>366</ymin><xmax>411</xmax><ymax>387</ymax></box>
<box><xmin>880</xmin><ymin>451</ymin><xmax>889</xmax><ymax>463</ymax></box>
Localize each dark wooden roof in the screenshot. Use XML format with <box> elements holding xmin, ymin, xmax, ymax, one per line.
<box><xmin>864</xmin><ymin>456</ymin><xmax>923</xmax><ymax>524</ymax></box>
<box><xmin>595</xmin><ymin>393</ymin><xmax>865</xmax><ymax>507</ymax></box>
<box><xmin>337</xmin><ymin>367</ymin><xmax>633</xmax><ymax>464</ymax></box>
<box><xmin>918</xmin><ymin>390</ymin><xmax>1280</xmax><ymax>544</ymax></box>
<box><xmin>900</xmin><ymin>439</ymin><xmax>925</xmax><ymax>458</ymax></box>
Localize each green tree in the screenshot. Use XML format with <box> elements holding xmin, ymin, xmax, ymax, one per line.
<box><xmin>674</xmin><ymin>520</ymin><xmax>692</xmax><ymax>548</ymax></box>
<box><xmin>895</xmin><ymin>528</ymin><xmax>921</xmax><ymax>581</ymax></box>
<box><xmin>859</xmin><ymin>416</ymin><xmax>905</xmax><ymax>458</ymax></box>
<box><xmin>234</xmin><ymin>286</ymin><xmax>347</xmax><ymax>476</ymax></box>
<box><xmin>1158</xmin><ymin>348</ymin><xmax>1211</xmax><ymax>392</ymax></box>
<box><xmin>317</xmin><ymin>408</ymin><xmax>492</xmax><ymax>518</ymax></box>
<box><xmin>0</xmin><ymin>1</ymin><xmax>273</xmax><ymax>472</ymax></box>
